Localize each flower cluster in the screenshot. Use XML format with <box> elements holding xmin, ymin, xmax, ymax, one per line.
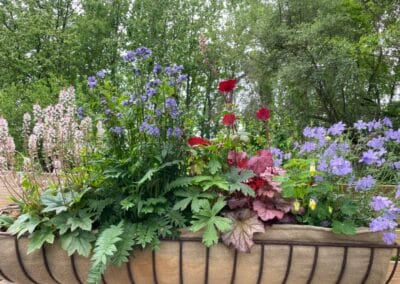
<box><xmin>25</xmin><ymin>87</ymin><xmax>93</xmax><ymax>172</ymax></box>
<box><xmin>0</xmin><ymin>118</ymin><xmax>15</xmax><ymax>170</ymax></box>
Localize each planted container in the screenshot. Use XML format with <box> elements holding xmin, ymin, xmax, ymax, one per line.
<box><xmin>0</xmin><ymin>225</ymin><xmax>398</xmax><ymax>284</ymax></box>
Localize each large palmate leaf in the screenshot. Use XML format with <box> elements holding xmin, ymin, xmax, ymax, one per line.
<box><xmin>224</xmin><ymin>167</ymin><xmax>256</xmax><ymax>197</ymax></box>
<box><xmin>173</xmin><ymin>189</ymin><xmax>215</xmax><ymax>212</ymax></box>
<box><xmin>190</xmin><ymin>198</ymin><xmax>232</xmax><ymax>247</ymax></box>
<box><xmin>28</xmin><ymin>226</ymin><xmax>55</xmax><ymax>254</ymax></box>
<box><xmin>222</xmin><ymin>209</ymin><xmax>265</xmax><ymax>252</ymax></box>
<box><xmin>61</xmin><ymin>230</ymin><xmax>95</xmax><ymax>257</ymax></box>
<box><xmin>8</xmin><ymin>213</ymin><xmax>42</xmax><ymax>238</ymax></box>
<box><xmin>41</xmin><ymin>190</ymin><xmax>74</xmax><ymax>214</ymax></box>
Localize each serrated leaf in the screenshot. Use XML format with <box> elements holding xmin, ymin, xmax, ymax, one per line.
<box><xmin>111</xmin><ymin>223</ymin><xmax>136</xmax><ymax>266</ymax></box>
<box><xmin>222</xmin><ymin>209</ymin><xmax>265</xmax><ymax>252</ymax></box>
<box><xmin>67</xmin><ymin>215</ymin><xmax>92</xmax><ymax>232</ymax></box>
<box><xmin>203</xmin><ymin>223</ymin><xmax>219</xmax><ymax>246</ymax></box>
<box><xmin>41</xmin><ymin>190</ymin><xmax>73</xmax><ymax>214</ymax></box>
<box><xmin>167</xmin><ymin>177</ymin><xmax>196</xmax><ymax>190</ymax></box>
<box><xmin>341</xmin><ymin>200</ymin><xmax>358</xmax><ymax>216</ymax></box>
<box><xmin>208</xmin><ymin>159</ymin><xmax>222</xmax><ymax>175</ymax></box>
<box><xmin>8</xmin><ymin>214</ymin><xmax>41</xmax><ymax>238</ymax></box>
<box><xmin>51</xmin><ymin>212</ymin><xmax>71</xmax><ymax>235</ymax></box>
<box><xmin>332</xmin><ymin>220</ymin><xmax>356</xmax><ymax>235</ymax></box>
<box><xmin>61</xmin><ymin>230</ymin><xmax>95</xmax><ymax>257</ymax></box>
<box><xmin>0</xmin><ymin>215</ymin><xmax>14</xmax><ymax>229</ymax></box>
<box><xmin>28</xmin><ymin>227</ymin><xmax>55</xmax><ymax>254</ymax></box>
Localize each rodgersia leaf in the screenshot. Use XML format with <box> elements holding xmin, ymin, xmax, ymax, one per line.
<box><xmin>222</xmin><ymin>209</ymin><xmax>265</xmax><ymax>253</ymax></box>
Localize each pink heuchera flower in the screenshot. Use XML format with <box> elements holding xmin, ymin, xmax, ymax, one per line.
<box><xmin>247</xmin><ymin>150</ymin><xmax>274</xmax><ymax>175</ymax></box>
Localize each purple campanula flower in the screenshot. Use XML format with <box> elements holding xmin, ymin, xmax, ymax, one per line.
<box><xmin>110</xmin><ymin>126</ymin><xmax>125</xmax><ymax>136</ymax></box>
<box><xmin>170</xmin><ymin>108</ymin><xmax>179</xmax><ymax>119</ymax></box>
<box><xmin>382</xmin><ymin>232</ymin><xmax>397</xmax><ymax>244</ymax></box>
<box><xmin>391</xmin><ymin>161</ymin><xmax>400</xmax><ymax>170</ymax></box>
<box><xmin>147</xmin><ymin>125</ymin><xmax>160</xmax><ymax>136</ymax></box>
<box><xmin>328</xmin><ymin>122</ymin><xmax>346</xmax><ymax>136</ymax></box>
<box><xmin>141</xmin><ymin>95</ymin><xmax>148</xmax><ymax>102</ymax></box>
<box><xmin>367</xmin><ymin>120</ymin><xmax>382</xmax><ymax>132</ymax></box>
<box><xmin>165</xmin><ymin>97</ymin><xmax>177</xmax><ymax>108</ymax></box>
<box><xmin>146</xmin><ymin>88</ymin><xmax>156</xmax><ymax>97</ymax></box>
<box><xmin>153</xmin><ymin>63</ymin><xmax>162</xmax><ymax>73</ymax></box>
<box><xmin>140</xmin><ymin>121</ymin><xmax>149</xmax><ymax>132</ymax></box>
<box><xmin>173</xmin><ymin>127</ymin><xmax>183</xmax><ymax>137</ymax></box>
<box><xmin>371</xmin><ymin>196</ymin><xmax>393</xmax><ymax>212</ymax></box>
<box><xmin>96</xmin><ymin>69</ymin><xmax>106</xmax><ymax>78</ymax></box>
<box><xmin>105</xmin><ymin>109</ymin><xmax>112</xmax><ymax>116</ymax></box>
<box><xmin>329</xmin><ymin>156</ymin><xmax>352</xmax><ymax>176</ymax></box>
<box><xmin>354</xmin><ymin>120</ymin><xmax>367</xmax><ymax>131</ymax></box>
<box><xmin>122</xmin><ymin>100</ymin><xmax>130</xmax><ymax>107</ymax></box>
<box><xmin>165</xmin><ymin>64</ymin><xmax>183</xmax><ymax>76</ymax></box>
<box><xmin>155</xmin><ymin>109</ymin><xmax>162</xmax><ymax>117</ymax></box>
<box><xmin>166</xmin><ymin>128</ymin><xmax>173</xmax><ymax>137</ymax></box>
<box><xmin>177</xmin><ymin>74</ymin><xmax>188</xmax><ymax>84</ymax></box>
<box><xmin>354</xmin><ymin>175</ymin><xmax>376</xmax><ymax>191</ymax></box>
<box><xmin>122</xmin><ymin>51</ymin><xmax>135</xmax><ymax>62</ymax></box>
<box><xmin>88</xmin><ymin>76</ymin><xmax>97</xmax><ymax>89</ymax></box>
<box><xmin>134</xmin><ymin>47</ymin><xmax>152</xmax><ymax>59</ymax></box>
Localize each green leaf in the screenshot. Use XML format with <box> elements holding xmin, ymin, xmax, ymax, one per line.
<box><xmin>51</xmin><ymin>213</ymin><xmax>71</xmax><ymax>235</ymax></box>
<box><xmin>208</xmin><ymin>159</ymin><xmax>222</xmax><ymax>175</ymax></box>
<box><xmin>111</xmin><ymin>223</ymin><xmax>136</xmax><ymax>266</ymax></box>
<box><xmin>61</xmin><ymin>230</ymin><xmax>95</xmax><ymax>257</ymax></box>
<box><xmin>332</xmin><ymin>220</ymin><xmax>357</xmax><ymax>235</ymax></box>
<box><xmin>224</xmin><ymin>168</ymin><xmax>256</xmax><ymax>197</ymax></box>
<box><xmin>28</xmin><ymin>227</ymin><xmax>55</xmax><ymax>254</ymax></box>
<box><xmin>166</xmin><ymin>177</ymin><xmax>196</xmax><ymax>190</ymax></box>
<box><xmin>88</xmin><ymin>222</ymin><xmax>125</xmax><ymax>284</ymax></box>
<box><xmin>8</xmin><ymin>214</ymin><xmax>41</xmax><ymax>238</ymax></box>
<box><xmin>67</xmin><ymin>214</ymin><xmax>92</xmax><ymax>232</ymax></box>
<box><xmin>340</xmin><ymin>200</ymin><xmax>358</xmax><ymax>216</ymax></box>
<box><xmin>41</xmin><ymin>190</ymin><xmax>73</xmax><ymax>214</ymax></box>
<box><xmin>0</xmin><ymin>215</ymin><xmax>14</xmax><ymax>229</ymax></box>
<box><xmin>203</xmin><ymin>223</ymin><xmax>218</xmax><ymax>246</ymax></box>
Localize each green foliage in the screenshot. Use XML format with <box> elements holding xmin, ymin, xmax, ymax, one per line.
<box><xmin>190</xmin><ymin>198</ymin><xmax>232</xmax><ymax>247</ymax></box>
<box><xmin>27</xmin><ymin>226</ymin><xmax>55</xmax><ymax>254</ymax></box>
<box><xmin>332</xmin><ymin>220</ymin><xmax>357</xmax><ymax>235</ymax></box>
<box><xmin>61</xmin><ymin>230</ymin><xmax>96</xmax><ymax>257</ymax></box>
<box><xmin>88</xmin><ymin>222</ymin><xmax>125</xmax><ymax>284</ymax></box>
<box><xmin>224</xmin><ymin>167</ymin><xmax>256</xmax><ymax>197</ymax></box>
<box><xmin>8</xmin><ymin>213</ymin><xmax>42</xmax><ymax>238</ymax></box>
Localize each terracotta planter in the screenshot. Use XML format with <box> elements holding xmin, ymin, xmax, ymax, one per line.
<box><xmin>0</xmin><ymin>225</ymin><xmax>398</xmax><ymax>284</ymax></box>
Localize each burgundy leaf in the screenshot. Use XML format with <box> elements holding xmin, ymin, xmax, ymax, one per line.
<box><xmin>228</xmin><ymin>197</ymin><xmax>249</xmax><ymax>209</ymax></box>
<box><xmin>248</xmin><ymin>150</ymin><xmax>274</xmax><ymax>175</ymax></box>
<box><xmin>222</xmin><ymin>209</ymin><xmax>265</xmax><ymax>253</ymax></box>
<box><xmin>227</xmin><ymin>151</ymin><xmax>248</xmax><ymax>169</ymax></box>
<box><xmin>253</xmin><ymin>200</ymin><xmax>284</xmax><ymax>221</ymax></box>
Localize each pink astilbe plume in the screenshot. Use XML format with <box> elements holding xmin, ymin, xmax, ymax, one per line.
<box><xmin>0</xmin><ymin>118</ymin><xmax>16</xmax><ymax>170</ymax></box>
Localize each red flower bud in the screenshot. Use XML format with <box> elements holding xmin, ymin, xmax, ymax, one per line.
<box><xmin>222</xmin><ymin>113</ymin><xmax>236</xmax><ymax>126</ymax></box>
<box><xmin>256</xmin><ymin>108</ymin><xmax>270</xmax><ymax>121</ymax></box>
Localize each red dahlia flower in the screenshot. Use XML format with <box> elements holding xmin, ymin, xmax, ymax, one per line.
<box><xmin>256</xmin><ymin>108</ymin><xmax>270</xmax><ymax>121</ymax></box>
<box><xmin>218</xmin><ymin>79</ymin><xmax>237</xmax><ymax>93</ymax></box>
<box><xmin>222</xmin><ymin>113</ymin><xmax>236</xmax><ymax>126</ymax></box>
<box><xmin>188</xmin><ymin>137</ymin><xmax>211</xmax><ymax>147</ymax></box>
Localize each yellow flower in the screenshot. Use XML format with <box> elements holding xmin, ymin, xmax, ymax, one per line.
<box><xmin>309</xmin><ymin>161</ymin><xmax>316</xmax><ymax>177</ymax></box>
<box><xmin>293</xmin><ymin>200</ymin><xmax>301</xmax><ymax>212</ymax></box>
<box><xmin>328</xmin><ymin>206</ymin><xmax>333</xmax><ymax>214</ymax></box>
<box><xmin>309</xmin><ymin>199</ymin><xmax>317</xmax><ymax>211</ymax></box>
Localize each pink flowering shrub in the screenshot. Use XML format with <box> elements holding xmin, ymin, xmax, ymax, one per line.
<box><xmin>0</xmin><ymin>118</ymin><xmax>16</xmax><ymax>170</ymax></box>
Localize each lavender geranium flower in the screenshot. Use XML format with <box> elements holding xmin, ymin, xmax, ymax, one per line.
<box><xmin>370</xmin><ymin>196</ymin><xmax>393</xmax><ymax>212</ymax></box>
<box><xmin>96</xmin><ymin>69</ymin><xmax>106</xmax><ymax>78</ymax></box>
<box><xmin>87</xmin><ymin>76</ymin><xmax>97</xmax><ymax>89</ymax></box>
<box><xmin>396</xmin><ymin>184</ymin><xmax>400</xmax><ymax>199</ymax></box>
<box><xmin>354</xmin><ymin>175</ymin><xmax>376</xmax><ymax>191</ymax></box>
<box><xmin>369</xmin><ymin>216</ymin><xmax>397</xmax><ymax>232</ymax></box>
<box><xmin>165</xmin><ymin>64</ymin><xmax>183</xmax><ymax>76</ymax></box>
<box><xmin>329</xmin><ymin>156</ymin><xmax>352</xmax><ymax>176</ymax></box>
<box><xmin>385</xmin><ymin>129</ymin><xmax>400</xmax><ymax>142</ymax></box>
<box><xmin>367</xmin><ymin>120</ymin><xmax>382</xmax><ymax>132</ymax></box>
<box><xmin>367</xmin><ymin>136</ymin><xmax>386</xmax><ymax>149</ymax></box>
<box><xmin>360</xmin><ymin>149</ymin><xmax>380</xmax><ymax>165</ymax></box>
<box><xmin>299</xmin><ymin>142</ymin><xmax>317</xmax><ymax>154</ymax></box>
<box><xmin>354</xmin><ymin>120</ymin><xmax>367</xmax><ymax>131</ymax></box>
<box><xmin>382</xmin><ymin>117</ymin><xmax>393</xmax><ymax>128</ymax></box>
<box><xmin>317</xmin><ymin>159</ymin><xmax>328</xmax><ymax>172</ymax></box>
<box><xmin>146</xmin><ymin>88</ymin><xmax>156</xmax><ymax>97</ymax></box>
<box><xmin>382</xmin><ymin>232</ymin><xmax>397</xmax><ymax>244</ymax></box>
<box><xmin>147</xmin><ymin>125</ymin><xmax>160</xmax><ymax>136</ymax></box>
<box><xmin>327</xmin><ymin>122</ymin><xmax>346</xmax><ymax>136</ymax></box>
